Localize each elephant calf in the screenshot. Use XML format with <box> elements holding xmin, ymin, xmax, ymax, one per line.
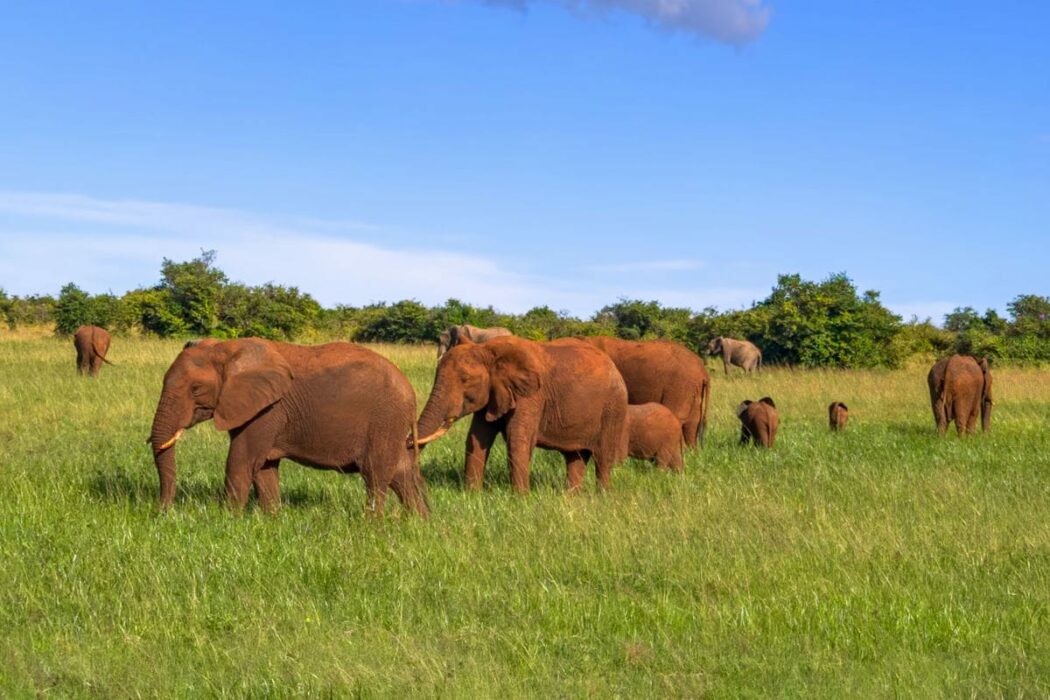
<box><xmin>74</xmin><ymin>325</ymin><xmax>113</xmax><ymax>377</ymax></box>
<box><xmin>626</xmin><ymin>403</ymin><xmax>684</xmax><ymax>472</ymax></box>
<box><xmin>828</xmin><ymin>402</ymin><xmax>849</xmax><ymax>431</ymax></box>
<box><xmin>737</xmin><ymin>397</ymin><xmax>779</xmax><ymax>448</ymax></box>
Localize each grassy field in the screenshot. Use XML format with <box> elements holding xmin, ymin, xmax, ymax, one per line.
<box><xmin>1</xmin><ymin>333</ymin><xmax>1049</xmax><ymax>697</ymax></box>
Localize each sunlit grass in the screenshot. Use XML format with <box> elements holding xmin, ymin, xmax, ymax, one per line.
<box><xmin>1</xmin><ymin>335</ymin><xmax>1048</xmax><ymax>696</ymax></box>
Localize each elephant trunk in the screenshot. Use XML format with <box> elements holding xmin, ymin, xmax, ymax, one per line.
<box><xmin>149</xmin><ymin>396</ymin><xmax>185</xmax><ymax>509</ymax></box>
<box><xmin>415</xmin><ymin>384</ymin><xmax>458</xmax><ymax>448</ymax></box>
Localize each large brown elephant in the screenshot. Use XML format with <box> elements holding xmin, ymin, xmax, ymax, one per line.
<box><xmin>413</xmin><ymin>336</ymin><xmax>628</xmax><ymax>493</ymax></box>
<box><xmin>437</xmin><ymin>324</ymin><xmax>512</xmax><ymax>357</ymax></box>
<box><xmin>148</xmin><ymin>338</ymin><xmax>428</xmax><ymax>516</ymax></box>
<box><xmin>927</xmin><ymin>355</ymin><xmax>993</xmax><ymax>435</ymax></box>
<box><xmin>737</xmin><ymin>397</ymin><xmax>779</xmax><ymax>447</ymax></box>
<box><xmin>706</xmin><ymin>336</ymin><xmax>762</xmax><ymax>375</ymax></box>
<box><xmin>73</xmin><ymin>325</ymin><xmax>112</xmax><ymax>377</ymax></box>
<box><xmin>581</xmin><ymin>336</ymin><xmax>711</xmax><ymax>447</ymax></box>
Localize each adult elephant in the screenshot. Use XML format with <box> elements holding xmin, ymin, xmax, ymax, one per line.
<box><xmin>437</xmin><ymin>324</ymin><xmax>512</xmax><ymax>357</ymax></box>
<box><xmin>413</xmin><ymin>336</ymin><xmax>628</xmax><ymax>493</ymax></box>
<box><xmin>148</xmin><ymin>338</ymin><xmax>428</xmax><ymax>516</ymax></box>
<box><xmin>927</xmin><ymin>354</ymin><xmax>993</xmax><ymax>435</ymax></box>
<box><xmin>73</xmin><ymin>325</ymin><xmax>113</xmax><ymax>377</ymax></box>
<box><xmin>581</xmin><ymin>336</ymin><xmax>710</xmax><ymax>448</ymax></box>
<box><xmin>706</xmin><ymin>336</ymin><xmax>762</xmax><ymax>375</ymax></box>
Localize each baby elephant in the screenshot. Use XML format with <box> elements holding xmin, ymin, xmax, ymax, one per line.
<box><xmin>737</xmin><ymin>397</ymin><xmax>779</xmax><ymax>448</ymax></box>
<box><xmin>626</xmin><ymin>403</ymin><xmax>685</xmax><ymax>471</ymax></box>
<box><xmin>828</xmin><ymin>402</ymin><xmax>849</xmax><ymax>431</ymax></box>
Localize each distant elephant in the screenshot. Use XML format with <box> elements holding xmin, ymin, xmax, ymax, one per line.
<box><xmin>626</xmin><ymin>403</ymin><xmax>684</xmax><ymax>472</ymax></box>
<box><xmin>413</xmin><ymin>336</ymin><xmax>628</xmax><ymax>493</ymax></box>
<box><xmin>927</xmin><ymin>355</ymin><xmax>993</xmax><ymax>436</ymax></box>
<box><xmin>149</xmin><ymin>338</ymin><xmax>428</xmax><ymax>516</ymax></box>
<box><xmin>581</xmin><ymin>336</ymin><xmax>711</xmax><ymax>448</ymax></box>
<box><xmin>706</xmin><ymin>336</ymin><xmax>762</xmax><ymax>375</ymax></box>
<box><xmin>737</xmin><ymin>397</ymin><xmax>779</xmax><ymax>447</ymax></box>
<box><xmin>73</xmin><ymin>325</ymin><xmax>113</xmax><ymax>377</ymax></box>
<box><xmin>437</xmin><ymin>324</ymin><xmax>512</xmax><ymax>357</ymax></box>
<box><xmin>828</xmin><ymin>402</ymin><xmax>849</xmax><ymax>431</ymax></box>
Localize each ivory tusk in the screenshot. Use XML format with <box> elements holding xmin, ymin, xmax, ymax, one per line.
<box><xmin>414</xmin><ymin>426</ymin><xmax>449</xmax><ymax>446</ymax></box>
<box><xmin>157</xmin><ymin>429</ymin><xmax>185</xmax><ymax>450</ymax></box>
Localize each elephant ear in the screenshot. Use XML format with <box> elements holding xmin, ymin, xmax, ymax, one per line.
<box><xmin>485</xmin><ymin>342</ymin><xmax>541</xmax><ymax>422</ymax></box>
<box><xmin>735</xmin><ymin>400</ymin><xmax>752</xmax><ymax>418</ymax></box>
<box><xmin>214</xmin><ymin>341</ymin><xmax>294</xmax><ymax>431</ymax></box>
<box><xmin>759</xmin><ymin>396</ymin><xmax>777</xmax><ymax>409</ymax></box>
<box><xmin>838</xmin><ymin>402</ymin><xmax>848</xmax><ymax>411</ymax></box>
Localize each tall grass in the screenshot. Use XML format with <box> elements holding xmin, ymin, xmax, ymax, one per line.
<box><xmin>1</xmin><ymin>336</ymin><xmax>1048</xmax><ymax>697</ymax></box>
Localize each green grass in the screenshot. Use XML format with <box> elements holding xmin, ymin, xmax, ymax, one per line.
<box><xmin>1</xmin><ymin>334</ymin><xmax>1049</xmax><ymax>697</ymax></box>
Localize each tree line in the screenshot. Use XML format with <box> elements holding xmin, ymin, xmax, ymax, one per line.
<box><xmin>2</xmin><ymin>251</ymin><xmax>1048</xmax><ymax>367</ymax></box>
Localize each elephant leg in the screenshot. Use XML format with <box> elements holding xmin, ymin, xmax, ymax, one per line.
<box><xmin>253</xmin><ymin>460</ymin><xmax>281</xmax><ymax>513</ymax></box>
<box><xmin>362</xmin><ymin>468</ymin><xmax>390</xmax><ymax>517</ymax></box>
<box><xmin>224</xmin><ymin>427</ymin><xmax>269</xmax><ymax>511</ymax></box>
<box><xmin>723</xmin><ymin>355</ymin><xmax>731</xmax><ymax>376</ymax></box>
<box><xmin>682</xmin><ymin>414</ymin><xmax>700</xmax><ymax>449</ymax></box>
<box><xmin>965</xmin><ymin>402</ymin><xmax>979</xmax><ymax>435</ymax></box>
<box><xmin>661</xmin><ymin>446</ymin><xmax>684</xmax><ymax>472</ymax></box>
<box><xmin>503</xmin><ymin>419</ymin><xmax>536</xmax><ymax>494</ymax></box>
<box><xmin>562</xmin><ymin>450</ymin><xmax>587</xmax><ymax>492</ymax></box>
<box><xmin>934</xmin><ymin>398</ymin><xmax>949</xmax><ymax>435</ymax></box>
<box><xmin>390</xmin><ymin>465</ymin><xmax>430</xmax><ymax>518</ymax></box>
<box><xmin>590</xmin><ymin>450</ymin><xmax>614</xmax><ymax>490</ymax></box>
<box><xmin>739</xmin><ymin>425</ymin><xmax>751</xmax><ymax>446</ymax></box>
<box><xmin>465</xmin><ymin>413</ymin><xmax>500</xmax><ymax>491</ymax></box>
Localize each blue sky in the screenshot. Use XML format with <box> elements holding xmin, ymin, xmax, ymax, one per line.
<box><xmin>0</xmin><ymin>0</ymin><xmax>1046</xmax><ymax>320</ymax></box>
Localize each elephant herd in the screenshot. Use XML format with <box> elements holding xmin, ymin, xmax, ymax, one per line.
<box><xmin>71</xmin><ymin>325</ymin><xmax>994</xmax><ymax>517</ymax></box>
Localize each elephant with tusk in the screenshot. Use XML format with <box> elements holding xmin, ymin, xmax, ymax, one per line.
<box><xmin>148</xmin><ymin>338</ymin><xmax>428</xmax><ymax>516</ymax></box>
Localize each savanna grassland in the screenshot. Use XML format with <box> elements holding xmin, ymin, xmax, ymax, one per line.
<box><xmin>1</xmin><ymin>332</ymin><xmax>1049</xmax><ymax>698</ymax></box>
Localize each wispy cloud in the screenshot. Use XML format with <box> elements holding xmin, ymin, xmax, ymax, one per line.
<box><xmin>0</xmin><ymin>191</ymin><xmax>769</xmax><ymax>316</ymax></box>
<box><xmin>474</xmin><ymin>0</ymin><xmax>771</xmax><ymax>44</ymax></box>
<box><xmin>588</xmin><ymin>259</ymin><xmax>704</xmax><ymax>273</ymax></box>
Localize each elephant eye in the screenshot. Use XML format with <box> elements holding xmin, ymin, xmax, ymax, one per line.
<box><xmin>191</xmin><ymin>384</ymin><xmax>207</xmax><ymax>397</ymax></box>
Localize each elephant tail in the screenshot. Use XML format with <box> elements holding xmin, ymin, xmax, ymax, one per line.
<box><xmin>92</xmin><ymin>330</ymin><xmax>115</xmax><ymax>366</ymax></box>
<box><xmin>698</xmin><ymin>376</ymin><xmax>711</xmax><ymax>448</ymax></box>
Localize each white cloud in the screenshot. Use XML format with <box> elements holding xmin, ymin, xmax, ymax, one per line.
<box><xmin>478</xmin><ymin>0</ymin><xmax>772</xmax><ymax>43</ymax></box>
<box><xmin>0</xmin><ymin>191</ymin><xmax>780</xmax><ymax>317</ymax></box>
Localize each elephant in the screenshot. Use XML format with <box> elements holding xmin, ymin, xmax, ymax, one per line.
<box><xmin>413</xmin><ymin>335</ymin><xmax>628</xmax><ymax>493</ymax></box>
<box><xmin>626</xmin><ymin>403</ymin><xmax>684</xmax><ymax>472</ymax></box>
<box><xmin>706</xmin><ymin>336</ymin><xmax>762</xmax><ymax>375</ymax></box>
<box><xmin>581</xmin><ymin>336</ymin><xmax>711</xmax><ymax>448</ymax></box>
<box><xmin>437</xmin><ymin>324</ymin><xmax>512</xmax><ymax>357</ymax></box>
<box><xmin>737</xmin><ymin>397</ymin><xmax>779</xmax><ymax>447</ymax></box>
<box><xmin>828</xmin><ymin>402</ymin><xmax>849</xmax><ymax>431</ymax></box>
<box><xmin>927</xmin><ymin>355</ymin><xmax>993</xmax><ymax>436</ymax></box>
<box><xmin>73</xmin><ymin>325</ymin><xmax>112</xmax><ymax>377</ymax></box>
<box><xmin>148</xmin><ymin>338</ymin><xmax>428</xmax><ymax>516</ymax></box>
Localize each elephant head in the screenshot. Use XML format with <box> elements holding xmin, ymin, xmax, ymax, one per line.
<box><xmin>148</xmin><ymin>339</ymin><xmax>293</xmax><ymax>508</ymax></box>
<box><xmin>706</xmin><ymin>337</ymin><xmax>723</xmax><ymax>355</ymax></box>
<box><xmin>415</xmin><ymin>337</ymin><xmax>542</xmax><ymax>446</ymax></box>
<box><xmin>979</xmin><ymin>357</ymin><xmax>993</xmax><ymax>432</ymax></box>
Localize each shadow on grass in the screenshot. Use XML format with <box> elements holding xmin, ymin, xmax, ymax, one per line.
<box><xmin>85</xmin><ymin>470</ymin><xmax>335</xmax><ymax>509</ymax></box>
<box><xmin>887</xmin><ymin>422</ymin><xmax>939</xmax><ymax>439</ymax></box>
